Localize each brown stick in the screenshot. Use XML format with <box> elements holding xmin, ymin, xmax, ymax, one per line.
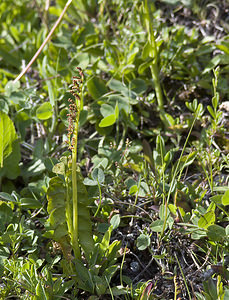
<box><xmin>14</xmin><ymin>0</ymin><xmax>72</xmax><ymax>83</ymax></box>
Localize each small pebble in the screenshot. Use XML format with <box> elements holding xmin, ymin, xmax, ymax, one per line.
<box><xmin>130</xmin><ymin>261</ymin><xmax>140</xmax><ymax>272</ymax></box>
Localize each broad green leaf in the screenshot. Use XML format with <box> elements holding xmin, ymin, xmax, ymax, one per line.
<box><xmin>87</xmin><ymin>76</ymin><xmax>108</xmax><ymax>100</ymax></box>
<box><xmin>108</xmin><ymin>79</ymin><xmax>127</xmax><ymax>93</ymax></box>
<box><xmin>129</xmin><ymin>185</ymin><xmax>138</xmax><ymax>195</ymax></box>
<box><xmin>110</xmin><ymin>214</ymin><xmax>120</xmax><ymax>229</ymax></box>
<box><xmin>52</xmin><ymin>162</ymin><xmax>65</xmax><ymax>175</ymax></box>
<box><xmin>107</xmin><ymin>94</ymin><xmax>132</xmax><ymax>113</ymax></box>
<box><xmin>94</xmin><ymin>275</ymin><xmax>107</xmax><ymax>295</ymax></box>
<box><xmin>216</xmin><ymin>43</ymin><xmax>229</xmax><ymax>55</ymax></box>
<box><xmin>0</xmin><ymin>140</ymin><xmax>21</xmax><ymax>179</ymax></box>
<box><xmin>75</xmin><ymin>52</ymin><xmax>90</xmax><ymax>69</ymax></box>
<box><xmin>130</xmin><ymin>79</ymin><xmax>148</xmax><ymax>94</ymax></box>
<box><xmin>20</xmin><ymin>198</ymin><xmax>43</xmax><ymax>209</ymax></box>
<box><xmin>92</xmin><ymin>156</ymin><xmax>108</xmax><ymax>169</ymax></box>
<box><xmin>10</xmin><ymin>91</ymin><xmax>27</xmax><ymax>105</ymax></box>
<box><xmin>226</xmin><ymin>224</ymin><xmax>229</xmax><ymax>236</ymax></box>
<box><xmin>202</xmin><ymin>55</ymin><xmax>221</xmax><ymax>74</ymax></box>
<box><xmin>74</xmin><ymin>171</ymin><xmax>94</xmax><ymax>254</ymax></box>
<box><xmin>207</xmin><ymin>225</ymin><xmax>226</xmax><ymax>242</ymax></box>
<box><xmin>78</xmin><ymin>202</ymin><xmax>94</xmax><ymax>254</ymax></box>
<box><xmin>0</xmin><ymin>112</ymin><xmax>18</xmax><ymax>168</ymax></box>
<box><xmin>210</xmin><ymin>195</ymin><xmax>222</xmax><ymax>204</ymax></box>
<box><xmin>125</xmin><ymin>177</ymin><xmax>137</xmax><ymax>189</ymax></box>
<box><xmin>47</xmin><ymin>177</ymin><xmax>67</xmax><ymax>230</ymax></box>
<box><xmin>100</xmin><ymin>104</ymin><xmax>114</xmax><ymax>117</ymax></box>
<box><xmin>207</xmin><ymin>106</ymin><xmax>216</xmax><ymax>119</ymax></box>
<box><xmin>83</xmin><ymin>178</ymin><xmax>98</xmax><ymax>186</ymax></box>
<box><xmin>73</xmin><ymin>259</ymin><xmax>94</xmax><ymax>293</ymax></box>
<box><xmin>92</xmin><ymin>167</ymin><xmax>105</xmax><ymax>184</ymax></box>
<box><xmin>4</xmin><ymin>80</ymin><xmax>20</xmax><ymax>97</ymax></box>
<box><xmin>99</xmin><ymin>114</ymin><xmax>116</xmax><ymax>127</ymax></box>
<box><xmin>36</xmin><ymin>102</ymin><xmax>53</xmax><ymax>120</ymax></box>
<box><xmin>164</xmin><ymin>113</ymin><xmax>175</xmax><ymax>127</ymax></box>
<box><xmin>168</xmin><ymin>204</ymin><xmax>177</xmax><ymax>216</ymax></box>
<box><xmin>222</xmin><ymin>190</ymin><xmax>229</xmax><ymax>206</ymax></box>
<box><xmin>0</xmin><ymin>203</ymin><xmax>13</xmax><ymax>231</ymax></box>
<box><xmin>0</xmin><ymin>96</ymin><xmax>9</xmax><ymax>114</ymax></box>
<box><xmin>0</xmin><ymin>192</ymin><xmax>16</xmax><ymax>203</ymax></box>
<box><xmin>198</xmin><ymin>210</ymin><xmax>215</xmax><ymax>229</ymax></box>
<box><xmin>138</xmin><ymin>182</ymin><xmax>150</xmax><ymax>197</ymax></box>
<box><xmin>136</xmin><ymin>233</ymin><xmax>150</xmax><ymax>250</ymax></box>
<box><xmin>150</xmin><ymin>220</ymin><xmax>164</xmax><ymax>232</ymax></box>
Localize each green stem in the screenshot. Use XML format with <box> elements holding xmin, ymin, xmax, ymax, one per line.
<box><xmin>70</xmin><ymin>71</ymin><xmax>83</xmax><ymax>259</ymax></box>
<box><xmin>150</xmin><ymin>64</ymin><xmax>164</xmax><ymax>111</ymax></box>
<box><xmin>66</xmin><ymin>176</ymin><xmax>73</xmax><ymax>238</ymax></box>
<box><xmin>72</xmin><ymin>124</ymin><xmax>80</xmax><ymax>259</ymax></box>
<box><xmin>144</xmin><ymin>0</ymin><xmax>164</xmax><ymax>111</ymax></box>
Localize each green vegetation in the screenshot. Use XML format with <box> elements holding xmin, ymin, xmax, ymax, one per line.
<box><xmin>0</xmin><ymin>0</ymin><xmax>229</xmax><ymax>299</ymax></box>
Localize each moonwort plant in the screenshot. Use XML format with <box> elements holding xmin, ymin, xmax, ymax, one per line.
<box><xmin>45</xmin><ymin>68</ymin><xmax>94</xmax><ymax>260</ymax></box>
<box><xmin>45</xmin><ymin>70</ymin><xmax>122</xmax><ymax>296</ymax></box>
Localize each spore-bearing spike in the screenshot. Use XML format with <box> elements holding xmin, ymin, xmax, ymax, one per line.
<box><xmin>66</xmin><ymin>68</ymin><xmax>84</xmax><ymax>150</ymax></box>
